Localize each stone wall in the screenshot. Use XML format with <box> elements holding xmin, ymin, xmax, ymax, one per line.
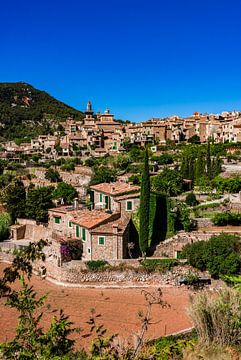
<box><xmin>34</xmin><ymin>258</ymin><xmax>197</xmax><ymax>286</ymax></box>
<box><xmin>13</xmin><ymin>219</ymin><xmax>51</xmax><ymax>241</ymax></box>
<box><xmin>194</xmin><ymin>218</ymin><xmax>213</xmax><ymax>230</ymax></box>
<box><xmin>154</xmin><ymin>231</ymin><xmax>213</xmax><ymax>258</ymax></box>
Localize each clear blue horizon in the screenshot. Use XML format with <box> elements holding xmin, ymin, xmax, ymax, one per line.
<box><xmin>0</xmin><ymin>0</ymin><xmax>241</xmax><ymax>122</ymax></box>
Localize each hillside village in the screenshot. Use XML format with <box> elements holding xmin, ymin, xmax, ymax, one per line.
<box><xmin>1</xmin><ymin>89</ymin><xmax>241</xmax><ymax>358</ymax></box>
<box><xmin>1</xmin><ymin>100</ymin><xmax>241</xmax><ymax>161</ymax></box>
<box><xmin>0</xmin><ymin>94</ymin><xmax>241</xmax><ymax>272</ymax></box>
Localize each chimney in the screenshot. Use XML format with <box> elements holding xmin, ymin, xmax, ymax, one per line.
<box><xmin>112</xmin><ymin>224</ymin><xmax>118</xmax><ymax>234</ymax></box>
<box><xmin>73</xmin><ymin>198</ymin><xmax>79</xmax><ymax>210</ymax></box>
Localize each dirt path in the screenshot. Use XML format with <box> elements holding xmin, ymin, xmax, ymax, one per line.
<box><xmin>0</xmin><ymin>262</ymin><xmax>193</xmax><ymax>350</ymax></box>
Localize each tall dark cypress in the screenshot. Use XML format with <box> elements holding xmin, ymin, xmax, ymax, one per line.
<box><xmin>206</xmin><ymin>139</ymin><xmax>211</xmax><ymax>179</ymax></box>
<box><xmin>139</xmin><ymin>147</ymin><xmax>150</xmax><ymax>257</ymax></box>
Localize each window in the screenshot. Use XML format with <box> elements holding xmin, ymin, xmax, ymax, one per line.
<box><xmin>68</xmin><ymin>221</ymin><xmax>72</xmax><ymax>228</ymax></box>
<box><xmin>87</xmin><ymin>248</ymin><xmax>91</xmax><ymax>254</ymax></box>
<box><xmin>54</xmin><ymin>217</ymin><xmax>61</xmax><ymax>224</ymax></box>
<box><xmin>105</xmin><ymin>195</ymin><xmax>110</xmax><ymax>210</ymax></box>
<box><xmin>99</xmin><ymin>193</ymin><xmax>103</xmax><ymax>202</ymax></box>
<box><xmin>82</xmin><ymin>228</ymin><xmax>86</xmax><ymax>241</ymax></box>
<box><xmin>98</xmin><ymin>236</ymin><xmax>105</xmax><ymax>246</ymax></box>
<box><xmin>126</xmin><ymin>200</ymin><xmax>133</xmax><ymax>211</ymax></box>
<box><xmin>76</xmin><ymin>225</ymin><xmax>80</xmax><ymax>238</ymax></box>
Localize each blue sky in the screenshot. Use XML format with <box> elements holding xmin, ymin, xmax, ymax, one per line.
<box><xmin>0</xmin><ymin>0</ymin><xmax>240</xmax><ymax>121</ymax></box>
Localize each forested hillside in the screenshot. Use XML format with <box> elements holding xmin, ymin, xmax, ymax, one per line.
<box><xmin>0</xmin><ymin>82</ymin><xmax>84</xmax><ymax>140</ymax></box>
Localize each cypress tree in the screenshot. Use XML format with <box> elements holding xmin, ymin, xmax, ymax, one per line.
<box><xmin>139</xmin><ymin>147</ymin><xmax>150</xmax><ymax>257</ymax></box>
<box><xmin>206</xmin><ymin>139</ymin><xmax>211</xmax><ymax>179</ymax></box>
<box><xmin>195</xmin><ymin>150</ymin><xmax>205</xmax><ymax>183</ymax></box>
<box><xmin>180</xmin><ymin>155</ymin><xmax>189</xmax><ymax>179</ymax></box>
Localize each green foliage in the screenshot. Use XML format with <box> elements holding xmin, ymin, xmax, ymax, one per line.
<box><xmin>128</xmin><ymin>174</ymin><xmax>141</xmax><ymax>185</ymax></box>
<box><xmin>139</xmin><ymin>147</ymin><xmax>150</xmax><ymax>256</ymax></box>
<box><xmin>185</xmin><ymin>192</ymin><xmax>198</xmax><ymax>206</ymax></box>
<box><xmin>85</xmin><ymin>260</ymin><xmax>108</xmax><ymax>271</ymax></box>
<box><xmin>212</xmin><ymin>175</ymin><xmax>241</xmax><ymax>193</ymax></box>
<box><xmin>151</xmin><ymin>153</ymin><xmax>174</xmax><ymax>165</ymax></box>
<box><xmin>206</xmin><ymin>139</ymin><xmax>211</xmax><ymax>179</ymax></box>
<box><xmin>141</xmin><ymin>259</ymin><xmax>178</xmax><ymax>272</ymax></box>
<box><xmin>188</xmin><ymin>135</ymin><xmax>200</xmax><ymax>144</ymax></box>
<box><xmin>180</xmin><ymin>144</ymin><xmax>222</xmax><ymax>186</ymax></box>
<box><xmin>14</xmin><ymin>137</ymin><xmax>31</xmax><ymax>145</ymax></box>
<box><xmin>25</xmin><ymin>186</ymin><xmax>54</xmax><ymax>222</ymax></box>
<box><xmin>90</xmin><ymin>166</ymin><xmax>117</xmax><ymax>185</ymax></box>
<box><xmin>52</xmin><ymin>182</ymin><xmax>78</xmax><ymax>205</ymax></box>
<box><xmin>213</xmin><ymin>212</ymin><xmax>241</xmax><ymax>226</ymax></box>
<box><xmin>1</xmin><ymin>179</ymin><xmax>26</xmax><ymax>222</ymax></box>
<box><xmin>0</xmin><ymin>212</ymin><xmax>11</xmax><ymax>241</ymax></box>
<box><xmin>193</xmin><ymin>201</ymin><xmax>222</xmax><ymax>210</ymax></box>
<box><xmin>182</xmin><ymin>233</ymin><xmax>241</xmax><ymax>277</ymax></box>
<box><xmin>60</xmin><ymin>162</ymin><xmax>75</xmax><ymax>172</ymax></box>
<box><xmin>0</xmin><ymin>82</ymin><xmax>84</xmax><ymax>140</ymax></box>
<box><xmin>151</xmin><ymin>168</ymin><xmax>183</xmax><ymax>196</ymax></box>
<box><xmin>148</xmin><ymin>334</ymin><xmax>196</xmax><ymax>359</ymax></box>
<box><xmin>45</xmin><ymin>168</ymin><xmax>62</xmax><ymax>183</ymax></box>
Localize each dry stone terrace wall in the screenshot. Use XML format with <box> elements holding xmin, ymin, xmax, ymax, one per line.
<box><xmin>0</xmin><ymin>250</ymin><xmax>201</xmax><ymax>287</ymax></box>
<box><xmin>34</xmin><ymin>258</ymin><xmax>198</xmax><ymax>286</ymax></box>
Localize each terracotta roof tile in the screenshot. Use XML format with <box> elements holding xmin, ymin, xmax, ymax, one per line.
<box><xmin>90</xmin><ymin>182</ymin><xmax>140</xmax><ymax>196</ymax></box>
<box><xmin>71</xmin><ymin>209</ymin><xmax>117</xmax><ymax>229</ymax></box>
<box><xmin>91</xmin><ymin>216</ymin><xmax>130</xmax><ymax>235</ymax></box>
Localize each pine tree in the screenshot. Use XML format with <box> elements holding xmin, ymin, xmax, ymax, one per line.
<box><xmin>139</xmin><ymin>147</ymin><xmax>150</xmax><ymax>257</ymax></box>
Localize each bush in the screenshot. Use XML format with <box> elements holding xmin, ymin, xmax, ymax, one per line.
<box><xmin>86</xmin><ymin>260</ymin><xmax>108</xmax><ymax>271</ymax></box>
<box><xmin>0</xmin><ymin>212</ymin><xmax>11</xmax><ymax>241</ymax></box>
<box><xmin>213</xmin><ymin>212</ymin><xmax>241</xmax><ymax>226</ymax></box>
<box><xmin>185</xmin><ymin>192</ymin><xmax>198</xmax><ymax>206</ymax></box>
<box><xmin>141</xmin><ymin>259</ymin><xmax>178</xmax><ymax>272</ymax></box>
<box><xmin>182</xmin><ymin>234</ymin><xmax>241</xmax><ymax>278</ymax></box>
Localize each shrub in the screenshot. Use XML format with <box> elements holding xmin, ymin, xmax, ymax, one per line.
<box><xmin>0</xmin><ymin>212</ymin><xmax>11</xmax><ymax>241</ymax></box>
<box><xmin>189</xmin><ymin>287</ymin><xmax>241</xmax><ymax>346</ymax></box>
<box><xmin>213</xmin><ymin>212</ymin><xmax>241</xmax><ymax>226</ymax></box>
<box><xmin>181</xmin><ymin>241</ymin><xmax>208</xmax><ymax>271</ymax></box>
<box><xmin>182</xmin><ymin>234</ymin><xmax>241</xmax><ymax>278</ymax></box>
<box><xmin>185</xmin><ymin>192</ymin><xmax>198</xmax><ymax>206</ymax></box>
<box><xmin>141</xmin><ymin>259</ymin><xmax>178</xmax><ymax>272</ymax></box>
<box><xmin>86</xmin><ymin>260</ymin><xmax>108</xmax><ymax>271</ymax></box>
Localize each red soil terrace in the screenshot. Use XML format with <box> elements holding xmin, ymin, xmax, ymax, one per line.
<box><xmin>0</xmin><ymin>262</ymin><xmax>192</xmax><ymax>350</ymax></box>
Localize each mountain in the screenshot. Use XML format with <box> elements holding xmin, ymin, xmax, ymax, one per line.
<box><xmin>0</xmin><ymin>82</ymin><xmax>84</xmax><ymax>140</ymax></box>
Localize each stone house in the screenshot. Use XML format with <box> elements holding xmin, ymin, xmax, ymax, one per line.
<box><xmin>89</xmin><ymin>182</ymin><xmax>140</xmax><ymax>214</ymax></box>
<box><xmin>48</xmin><ymin>203</ymin><xmax>136</xmax><ymax>261</ymax></box>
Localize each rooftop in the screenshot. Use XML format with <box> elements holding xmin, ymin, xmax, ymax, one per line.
<box><xmin>90</xmin><ymin>182</ymin><xmax>140</xmax><ymax>196</ymax></box>
<box><xmin>71</xmin><ymin>209</ymin><xmax>118</xmax><ymax>229</ymax></box>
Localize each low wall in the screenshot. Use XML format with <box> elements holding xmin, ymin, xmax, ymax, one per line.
<box><xmin>32</xmin><ymin>258</ymin><xmax>200</xmax><ymax>287</ymax></box>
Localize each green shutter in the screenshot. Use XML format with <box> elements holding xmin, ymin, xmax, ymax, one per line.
<box><xmin>127</xmin><ymin>201</ymin><xmax>133</xmax><ymax>210</ymax></box>
<box><xmin>54</xmin><ymin>217</ymin><xmax>61</xmax><ymax>224</ymax></box>
<box><xmin>82</xmin><ymin>228</ymin><xmax>86</xmax><ymax>241</ymax></box>
<box><xmin>98</xmin><ymin>236</ymin><xmax>105</xmax><ymax>245</ymax></box>
<box><xmin>100</xmin><ymin>193</ymin><xmax>103</xmax><ymax>202</ymax></box>
<box><xmin>76</xmin><ymin>225</ymin><xmax>80</xmax><ymax>238</ymax></box>
<box><xmin>105</xmin><ymin>195</ymin><xmax>109</xmax><ymax>209</ymax></box>
<box><xmin>68</xmin><ymin>221</ymin><xmax>72</xmax><ymax>228</ymax></box>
